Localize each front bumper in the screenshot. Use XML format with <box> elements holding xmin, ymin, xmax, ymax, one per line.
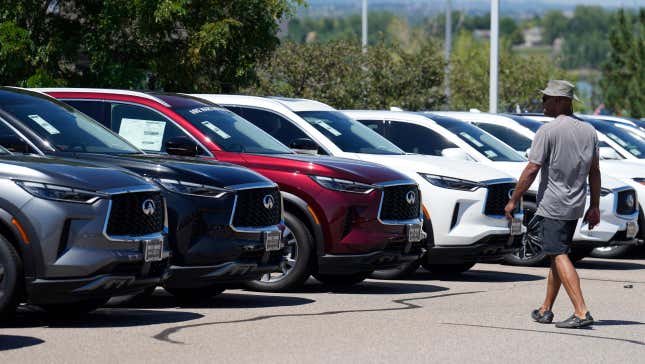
<box><xmin>425</xmin><ymin>234</ymin><xmax>516</xmax><ymax>264</ymax></box>
<box><xmin>26</xmin><ymin>260</ymin><xmax>170</xmax><ymax>304</ymax></box>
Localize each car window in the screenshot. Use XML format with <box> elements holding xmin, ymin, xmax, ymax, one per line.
<box><xmin>296</xmin><ymin>111</ymin><xmax>404</xmax><ymax>155</ymax></box>
<box><xmin>429</xmin><ymin>115</ymin><xmax>526</xmax><ymax>162</ymax></box>
<box><xmin>110</xmin><ymin>103</ymin><xmax>206</xmax><ymax>154</ymax></box>
<box><xmin>359</xmin><ymin>119</ymin><xmax>387</xmax><ymax>135</ymax></box>
<box><xmin>174</xmin><ymin>106</ymin><xmax>293</xmax><ymax>154</ymax></box>
<box><xmin>363</xmin><ymin>119</ymin><xmax>458</xmax><ymax>156</ymax></box>
<box><xmin>0</xmin><ymin>120</ymin><xmax>30</xmax><ymax>153</ymax></box>
<box><xmin>0</xmin><ymin>92</ymin><xmax>139</xmax><ymax>154</ymax></box>
<box><xmin>474</xmin><ymin>123</ymin><xmax>532</xmax><ymax>152</ymax></box>
<box><xmin>65</xmin><ymin>100</ymin><xmax>110</xmax><ymax>127</ymax></box>
<box><xmin>593</xmin><ymin>122</ymin><xmax>645</xmax><ymax>158</ymax></box>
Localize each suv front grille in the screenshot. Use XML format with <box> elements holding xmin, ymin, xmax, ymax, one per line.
<box><xmin>616</xmin><ymin>189</ymin><xmax>637</xmax><ymax>215</ymax></box>
<box><xmin>232</xmin><ymin>188</ymin><xmax>281</xmax><ymax>228</ymax></box>
<box><xmin>379</xmin><ymin>185</ymin><xmax>421</xmax><ymax>221</ymax></box>
<box><xmin>106</xmin><ymin>192</ymin><xmax>165</xmax><ymax>237</ymax></box>
<box><xmin>484</xmin><ymin>183</ymin><xmax>516</xmax><ymax>216</ymax></box>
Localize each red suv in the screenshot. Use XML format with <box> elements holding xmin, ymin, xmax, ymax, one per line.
<box><xmin>40</xmin><ymin>89</ymin><xmax>426</xmax><ymax>291</ymax></box>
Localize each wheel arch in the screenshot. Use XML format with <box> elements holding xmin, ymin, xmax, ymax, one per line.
<box><xmin>281</xmin><ymin>192</ymin><xmax>326</xmax><ymax>257</ymax></box>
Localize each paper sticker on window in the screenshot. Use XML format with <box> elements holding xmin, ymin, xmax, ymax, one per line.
<box><xmin>484</xmin><ymin>150</ymin><xmax>498</xmax><ymax>158</ymax></box>
<box><xmin>201</xmin><ymin>121</ymin><xmax>231</xmax><ymax>139</ymax></box>
<box><xmin>459</xmin><ymin>132</ymin><xmax>484</xmax><ymax>147</ymax></box>
<box><xmin>630</xmin><ymin>148</ymin><xmax>642</xmax><ymax>156</ymax></box>
<box><xmin>118</xmin><ymin>118</ymin><xmax>166</xmax><ymax>151</ymax></box>
<box><xmin>28</xmin><ymin>114</ymin><xmax>60</xmax><ymax>135</ymax></box>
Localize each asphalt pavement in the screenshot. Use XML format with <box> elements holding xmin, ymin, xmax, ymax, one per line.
<box><xmin>2</xmin><ymin>255</ymin><xmax>644</xmax><ymax>363</ymax></box>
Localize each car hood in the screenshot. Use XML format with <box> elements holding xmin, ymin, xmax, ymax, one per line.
<box><xmin>492</xmin><ymin>161</ymin><xmax>630</xmax><ymax>191</ymax></box>
<box><xmin>57</xmin><ymin>153</ymin><xmax>275</xmax><ymax>189</ymax></box>
<box><xmin>0</xmin><ymin>155</ymin><xmax>151</xmax><ymax>192</ymax></box>
<box><xmin>598</xmin><ymin>160</ymin><xmax>645</xmax><ymax>180</ymax></box>
<box><xmin>354</xmin><ymin>153</ymin><xmax>515</xmax><ymax>183</ymax></box>
<box><xmin>241</xmin><ymin>153</ymin><xmax>416</xmax><ymax>185</ymax></box>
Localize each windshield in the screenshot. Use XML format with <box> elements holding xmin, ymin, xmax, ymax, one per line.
<box><xmin>429</xmin><ymin>115</ymin><xmax>526</xmax><ymax>162</ymax></box>
<box><xmin>296</xmin><ymin>111</ymin><xmax>404</xmax><ymax>155</ymax></box>
<box><xmin>0</xmin><ymin>145</ymin><xmax>10</xmax><ymax>155</ymax></box>
<box><xmin>474</xmin><ymin>123</ymin><xmax>533</xmax><ymax>152</ymax></box>
<box><xmin>589</xmin><ymin>120</ymin><xmax>645</xmax><ymax>158</ymax></box>
<box><xmin>175</xmin><ymin>106</ymin><xmax>293</xmax><ymax>154</ymax></box>
<box><xmin>504</xmin><ymin>115</ymin><xmax>544</xmax><ymax>133</ymax></box>
<box><xmin>0</xmin><ymin>91</ymin><xmax>139</xmax><ymax>154</ymax></box>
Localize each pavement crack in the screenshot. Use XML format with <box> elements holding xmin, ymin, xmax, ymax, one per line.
<box><xmin>152</xmin><ymin>290</ymin><xmax>485</xmax><ymax>344</ymax></box>
<box><xmin>440</xmin><ymin>322</ymin><xmax>645</xmax><ymax>346</ymax></box>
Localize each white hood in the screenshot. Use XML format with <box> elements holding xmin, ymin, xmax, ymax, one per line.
<box><xmin>599</xmin><ymin>160</ymin><xmax>645</xmax><ymax>180</ymax></box>
<box><xmin>492</xmin><ymin>161</ymin><xmax>630</xmax><ymax>191</ymax></box>
<box><xmin>355</xmin><ymin>154</ymin><xmax>515</xmax><ymax>182</ymax></box>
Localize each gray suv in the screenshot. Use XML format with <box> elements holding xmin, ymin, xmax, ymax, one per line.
<box><xmin>0</xmin><ymin>148</ymin><xmax>170</xmax><ymax>319</ymax></box>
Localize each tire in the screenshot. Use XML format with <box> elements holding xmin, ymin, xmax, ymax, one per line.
<box><xmin>244</xmin><ymin>211</ymin><xmax>314</xmax><ymax>292</ymax></box>
<box><xmin>0</xmin><ymin>235</ymin><xmax>22</xmax><ymax>321</ymax></box>
<box><xmin>370</xmin><ymin>260</ymin><xmax>421</xmax><ymax>280</ymax></box>
<box><xmin>40</xmin><ymin>297</ymin><xmax>110</xmax><ymax>316</ymax></box>
<box><xmin>503</xmin><ymin>201</ymin><xmax>549</xmax><ymax>266</ymax></box>
<box><xmin>313</xmin><ymin>271</ymin><xmax>372</xmax><ymax>287</ymax></box>
<box><xmin>421</xmin><ymin>262</ymin><xmax>475</xmax><ymax>276</ymax></box>
<box><xmin>590</xmin><ymin>245</ymin><xmax>633</xmax><ymax>259</ymax></box>
<box><xmin>164</xmin><ymin>285</ymin><xmax>225</xmax><ymax>303</ymax></box>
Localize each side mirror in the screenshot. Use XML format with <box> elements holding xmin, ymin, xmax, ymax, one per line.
<box><xmin>289</xmin><ymin>138</ymin><xmax>319</xmax><ymax>155</ymax></box>
<box><xmin>441</xmin><ymin>147</ymin><xmax>472</xmax><ymax>161</ymax></box>
<box><xmin>166</xmin><ymin>136</ymin><xmax>199</xmax><ymax>157</ymax></box>
<box><xmin>599</xmin><ymin>146</ymin><xmax>622</xmax><ymax>160</ymax></box>
<box><xmin>0</xmin><ymin>135</ymin><xmax>31</xmax><ymax>153</ymax></box>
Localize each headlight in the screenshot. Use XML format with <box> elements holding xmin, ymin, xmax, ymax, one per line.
<box><xmin>310</xmin><ymin>176</ymin><xmax>376</xmax><ymax>194</ymax></box>
<box><xmin>15</xmin><ymin>180</ymin><xmax>106</xmax><ymax>204</ymax></box>
<box><xmin>155</xmin><ymin>178</ymin><xmax>230</xmax><ymax>198</ymax></box>
<box><xmin>419</xmin><ymin>173</ymin><xmax>481</xmax><ymax>191</ymax></box>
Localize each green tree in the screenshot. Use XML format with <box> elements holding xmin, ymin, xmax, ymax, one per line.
<box><xmin>0</xmin><ymin>0</ymin><xmax>302</xmax><ymax>91</ymax></box>
<box><xmin>541</xmin><ymin>10</ymin><xmax>568</xmax><ymax>45</ymax></box>
<box><xmin>601</xmin><ymin>9</ymin><xmax>644</xmax><ymax>118</ymax></box>
<box><xmin>247</xmin><ymin>39</ymin><xmax>446</xmax><ymax>110</ymax></box>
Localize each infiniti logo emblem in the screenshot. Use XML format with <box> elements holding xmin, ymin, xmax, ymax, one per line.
<box><xmin>142</xmin><ymin>199</ymin><xmax>156</xmax><ymax>216</ymax></box>
<box><xmin>263</xmin><ymin>194</ymin><xmax>275</xmax><ymax>210</ymax></box>
<box><xmin>405</xmin><ymin>190</ymin><xmax>416</xmax><ymax>205</ymax></box>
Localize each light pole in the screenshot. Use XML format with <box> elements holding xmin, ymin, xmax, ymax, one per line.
<box><xmin>445</xmin><ymin>0</ymin><xmax>452</xmax><ymax>102</ymax></box>
<box><xmin>489</xmin><ymin>0</ymin><xmax>499</xmax><ymax>113</ymax></box>
<box><xmin>362</xmin><ymin>0</ymin><xmax>368</xmax><ymax>52</ymax></box>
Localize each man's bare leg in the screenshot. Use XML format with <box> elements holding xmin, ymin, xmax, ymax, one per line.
<box><xmin>540</xmin><ymin>258</ymin><xmax>561</xmax><ymax>314</ymax></box>
<box><xmin>554</xmin><ymin>254</ymin><xmax>589</xmax><ymax>317</ymax></box>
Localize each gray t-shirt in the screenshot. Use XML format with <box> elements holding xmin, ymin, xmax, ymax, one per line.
<box><xmin>528</xmin><ymin>115</ymin><xmax>599</xmax><ymax>220</ymax></box>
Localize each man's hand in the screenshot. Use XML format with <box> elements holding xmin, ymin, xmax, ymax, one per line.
<box><xmin>504</xmin><ymin>200</ymin><xmax>516</xmax><ymax>221</ymax></box>
<box><xmin>584</xmin><ymin>207</ymin><xmax>600</xmax><ymax>230</ymax></box>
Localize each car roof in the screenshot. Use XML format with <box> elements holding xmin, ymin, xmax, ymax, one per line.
<box><xmin>342</xmin><ymin>110</ymin><xmax>435</xmax><ymax>123</ymax></box>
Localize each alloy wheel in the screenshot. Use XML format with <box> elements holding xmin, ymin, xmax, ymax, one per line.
<box><xmin>259</xmin><ymin>226</ymin><xmax>298</xmax><ymax>283</ymax></box>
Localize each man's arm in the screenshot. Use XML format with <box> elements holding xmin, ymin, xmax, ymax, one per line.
<box><xmin>584</xmin><ymin>154</ymin><xmax>601</xmax><ymax>229</ymax></box>
<box><xmin>504</xmin><ymin>162</ymin><xmax>541</xmax><ymax>220</ymax></box>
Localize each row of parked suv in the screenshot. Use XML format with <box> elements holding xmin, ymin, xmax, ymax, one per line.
<box><xmin>0</xmin><ymin>87</ymin><xmax>640</xmax><ymax>319</ymax></box>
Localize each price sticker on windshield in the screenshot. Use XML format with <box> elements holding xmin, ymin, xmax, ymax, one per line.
<box><xmin>201</xmin><ymin>121</ymin><xmax>231</xmax><ymax>139</ymax></box>
<box><xmin>28</xmin><ymin>114</ymin><xmax>60</xmax><ymax>135</ymax></box>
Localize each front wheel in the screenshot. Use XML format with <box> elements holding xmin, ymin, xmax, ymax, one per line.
<box><xmin>244</xmin><ymin>211</ymin><xmax>314</xmax><ymax>292</ymax></box>
<box><xmin>0</xmin><ymin>235</ymin><xmax>22</xmax><ymax>321</ymax></box>
<box><xmin>421</xmin><ymin>262</ymin><xmax>475</xmax><ymax>276</ymax></box>
<box><xmin>504</xmin><ymin>201</ymin><xmax>549</xmax><ymax>266</ymax></box>
<box><xmin>590</xmin><ymin>245</ymin><xmax>633</xmax><ymax>259</ymax></box>
<box><xmin>313</xmin><ymin>272</ymin><xmax>372</xmax><ymax>287</ymax></box>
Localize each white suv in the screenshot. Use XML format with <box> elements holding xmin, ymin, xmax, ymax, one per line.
<box><xmin>192</xmin><ymin>95</ymin><xmax>521</xmax><ymax>277</ymax></box>
<box><xmin>343</xmin><ymin>110</ymin><xmax>639</xmax><ymax>266</ymax></box>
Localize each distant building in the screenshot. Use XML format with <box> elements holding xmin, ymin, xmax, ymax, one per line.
<box><xmin>473</xmin><ymin>29</ymin><xmax>490</xmax><ymax>39</ymax></box>
<box><xmin>522</xmin><ymin>27</ymin><xmax>543</xmax><ymax>47</ymax></box>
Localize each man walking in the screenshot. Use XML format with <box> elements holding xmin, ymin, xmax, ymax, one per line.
<box><xmin>505</xmin><ymin>80</ymin><xmax>600</xmax><ymax>329</ymax></box>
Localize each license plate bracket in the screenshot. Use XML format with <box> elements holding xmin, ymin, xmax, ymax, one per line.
<box><xmin>626</xmin><ymin>221</ymin><xmax>638</xmax><ymax>239</ymax></box>
<box><xmin>143</xmin><ymin>239</ymin><xmax>164</xmax><ymax>262</ymax></box>
<box><xmin>510</xmin><ymin>215</ymin><xmax>523</xmax><ymax>236</ymax></box>
<box><xmin>264</xmin><ymin>230</ymin><xmax>283</xmax><ymax>251</ymax></box>
<box><xmin>407</xmin><ymin>223</ymin><xmax>422</xmax><ymax>242</ymax></box>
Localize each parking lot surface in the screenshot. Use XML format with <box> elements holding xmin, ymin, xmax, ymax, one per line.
<box><xmin>2</xmin><ymin>256</ymin><xmax>644</xmax><ymax>363</ymax></box>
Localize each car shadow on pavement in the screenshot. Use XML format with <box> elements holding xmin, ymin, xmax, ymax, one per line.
<box><xmin>575</xmin><ymin>259</ymin><xmax>645</xmax><ymax>270</ymax></box>
<box><xmin>406</xmin><ymin>269</ymin><xmax>545</xmax><ymax>283</ymax></box>
<box><xmin>109</xmin><ymin>291</ymin><xmax>316</xmax><ymax>310</ymax></box>
<box><xmin>276</xmin><ymin>279</ymin><xmax>450</xmax><ymax>295</ymax></box>
<box><xmin>2</xmin><ymin>306</ymin><xmax>203</xmax><ymax>329</ymax></box>
<box><xmin>0</xmin><ymin>335</ymin><xmax>45</xmax><ymax>351</ymax></box>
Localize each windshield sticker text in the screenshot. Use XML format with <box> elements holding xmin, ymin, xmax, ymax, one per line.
<box><xmin>28</xmin><ymin>114</ymin><xmax>60</xmax><ymax>135</ymax></box>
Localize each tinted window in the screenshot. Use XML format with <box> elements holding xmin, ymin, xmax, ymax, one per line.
<box><xmin>0</xmin><ymin>121</ymin><xmax>25</xmax><ymax>153</ymax></box>
<box><xmin>174</xmin><ymin>106</ymin><xmax>293</xmax><ymax>154</ymax></box>
<box><xmin>474</xmin><ymin>123</ymin><xmax>532</xmax><ymax>152</ymax></box>
<box><xmin>65</xmin><ymin>100</ymin><xmax>110</xmax><ymax>127</ymax></box>
<box><xmin>359</xmin><ymin>119</ymin><xmax>387</xmax><ymax>135</ymax></box>
<box><xmin>296</xmin><ymin>111</ymin><xmax>403</xmax><ymax>155</ymax></box>
<box><xmin>229</xmin><ymin>107</ymin><xmax>313</xmax><ymax>148</ymax></box>
<box><xmin>110</xmin><ymin>103</ymin><xmax>202</xmax><ymax>154</ymax></box>
<box><xmin>503</xmin><ymin>114</ymin><xmax>544</xmax><ymax>133</ymax></box>
<box><xmin>0</xmin><ymin>91</ymin><xmax>139</xmax><ymax>154</ymax></box>
<box><xmin>429</xmin><ymin>115</ymin><xmax>526</xmax><ymax>162</ymax></box>
<box><xmin>590</xmin><ymin>120</ymin><xmax>645</xmax><ymax>158</ymax></box>
<box><xmin>383</xmin><ymin>120</ymin><xmax>458</xmax><ymax>156</ymax></box>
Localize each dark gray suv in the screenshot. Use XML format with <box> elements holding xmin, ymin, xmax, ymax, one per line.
<box><xmin>0</xmin><ymin>148</ymin><xmax>169</xmax><ymax>320</ymax></box>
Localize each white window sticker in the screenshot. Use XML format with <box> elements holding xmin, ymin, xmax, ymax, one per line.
<box><xmin>459</xmin><ymin>132</ymin><xmax>484</xmax><ymax>147</ymax></box>
<box><xmin>28</xmin><ymin>114</ymin><xmax>60</xmax><ymax>135</ymax></box>
<box><xmin>118</xmin><ymin>118</ymin><xmax>166</xmax><ymax>151</ymax></box>
<box><xmin>484</xmin><ymin>150</ymin><xmax>498</xmax><ymax>158</ymax></box>
<box><xmin>201</xmin><ymin>121</ymin><xmax>231</xmax><ymax>139</ymax></box>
